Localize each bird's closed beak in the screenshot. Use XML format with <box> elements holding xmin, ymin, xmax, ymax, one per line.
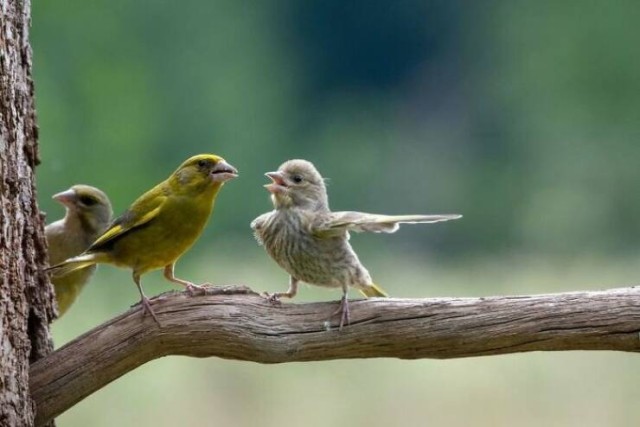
<box><xmin>211</xmin><ymin>160</ymin><xmax>238</xmax><ymax>183</ymax></box>
<box><xmin>265</xmin><ymin>171</ymin><xmax>287</xmax><ymax>194</ymax></box>
<box><xmin>52</xmin><ymin>189</ymin><xmax>76</xmax><ymax>208</ymax></box>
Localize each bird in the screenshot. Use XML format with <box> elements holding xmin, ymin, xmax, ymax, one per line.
<box><xmin>48</xmin><ymin>154</ymin><xmax>238</xmax><ymax>325</ymax></box>
<box><xmin>251</xmin><ymin>159</ymin><xmax>461</xmax><ymax>329</ymax></box>
<box><xmin>45</xmin><ymin>185</ymin><xmax>113</xmax><ymax>318</ymax></box>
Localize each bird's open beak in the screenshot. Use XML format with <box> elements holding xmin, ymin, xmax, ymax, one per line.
<box><xmin>264</xmin><ymin>171</ymin><xmax>287</xmax><ymax>194</ymax></box>
<box><xmin>211</xmin><ymin>160</ymin><xmax>238</xmax><ymax>183</ymax></box>
<box><xmin>52</xmin><ymin>189</ymin><xmax>76</xmax><ymax>208</ymax></box>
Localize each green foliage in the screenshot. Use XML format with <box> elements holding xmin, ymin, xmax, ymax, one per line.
<box><xmin>33</xmin><ymin>0</ymin><xmax>640</xmax><ymax>257</ymax></box>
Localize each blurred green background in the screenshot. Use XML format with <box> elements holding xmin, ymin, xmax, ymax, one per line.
<box><xmin>32</xmin><ymin>1</ymin><xmax>639</xmax><ymax>426</ymax></box>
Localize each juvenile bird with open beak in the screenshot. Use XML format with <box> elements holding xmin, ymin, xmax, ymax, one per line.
<box><xmin>251</xmin><ymin>159</ymin><xmax>461</xmax><ymax>329</ymax></box>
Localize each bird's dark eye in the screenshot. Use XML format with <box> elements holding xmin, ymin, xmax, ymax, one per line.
<box><xmin>79</xmin><ymin>195</ymin><xmax>97</xmax><ymax>206</ymax></box>
<box><xmin>291</xmin><ymin>174</ymin><xmax>303</xmax><ymax>184</ymax></box>
<box><xmin>198</xmin><ymin>160</ymin><xmax>208</xmax><ymax>168</ymax></box>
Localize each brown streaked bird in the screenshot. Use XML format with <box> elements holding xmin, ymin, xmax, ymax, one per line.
<box><xmin>45</xmin><ymin>185</ymin><xmax>113</xmax><ymax>317</ymax></box>
<box><xmin>48</xmin><ymin>154</ymin><xmax>238</xmax><ymax>325</ymax></box>
<box><xmin>251</xmin><ymin>159</ymin><xmax>461</xmax><ymax>329</ymax></box>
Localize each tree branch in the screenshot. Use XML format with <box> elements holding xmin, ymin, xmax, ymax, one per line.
<box><xmin>30</xmin><ymin>285</ymin><xmax>640</xmax><ymax>425</ymax></box>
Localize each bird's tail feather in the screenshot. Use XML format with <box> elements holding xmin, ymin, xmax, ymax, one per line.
<box><xmin>47</xmin><ymin>253</ymin><xmax>100</xmax><ymax>278</ymax></box>
<box><xmin>359</xmin><ymin>283</ymin><xmax>389</xmax><ymax>298</ymax></box>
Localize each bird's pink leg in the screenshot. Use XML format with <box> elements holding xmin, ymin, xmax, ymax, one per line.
<box><xmin>163</xmin><ymin>264</ymin><xmax>204</xmax><ymax>295</ymax></box>
<box><xmin>133</xmin><ymin>272</ymin><xmax>161</xmax><ymax>326</ymax></box>
<box><xmin>331</xmin><ymin>286</ymin><xmax>350</xmax><ymax>330</ymax></box>
<box><xmin>264</xmin><ymin>276</ymin><xmax>299</xmax><ymax>303</ymax></box>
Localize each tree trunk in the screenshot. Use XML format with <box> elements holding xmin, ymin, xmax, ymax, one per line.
<box><xmin>0</xmin><ymin>0</ymin><xmax>55</xmax><ymax>425</ymax></box>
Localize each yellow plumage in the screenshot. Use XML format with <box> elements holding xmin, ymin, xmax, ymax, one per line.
<box><xmin>48</xmin><ymin>154</ymin><xmax>238</xmax><ymax>324</ymax></box>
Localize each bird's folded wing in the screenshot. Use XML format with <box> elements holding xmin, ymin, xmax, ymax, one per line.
<box><xmin>250</xmin><ymin>212</ymin><xmax>272</xmax><ymax>245</ymax></box>
<box><xmin>88</xmin><ymin>195</ymin><xmax>166</xmax><ymax>251</ymax></box>
<box><xmin>313</xmin><ymin>212</ymin><xmax>462</xmax><ymax>237</ymax></box>
<box><xmin>250</xmin><ymin>212</ymin><xmax>270</xmax><ymax>231</ymax></box>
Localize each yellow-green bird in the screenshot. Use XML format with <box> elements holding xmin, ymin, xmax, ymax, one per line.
<box><xmin>48</xmin><ymin>154</ymin><xmax>238</xmax><ymax>324</ymax></box>
<box><xmin>45</xmin><ymin>185</ymin><xmax>113</xmax><ymax>317</ymax></box>
<box><xmin>251</xmin><ymin>159</ymin><xmax>461</xmax><ymax>328</ymax></box>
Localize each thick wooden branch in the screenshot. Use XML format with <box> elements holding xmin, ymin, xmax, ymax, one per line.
<box><xmin>30</xmin><ymin>286</ymin><xmax>640</xmax><ymax>425</ymax></box>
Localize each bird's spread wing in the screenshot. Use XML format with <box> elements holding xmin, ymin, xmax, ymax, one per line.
<box><xmin>312</xmin><ymin>212</ymin><xmax>462</xmax><ymax>237</ymax></box>
<box><xmin>87</xmin><ymin>194</ymin><xmax>167</xmax><ymax>251</ymax></box>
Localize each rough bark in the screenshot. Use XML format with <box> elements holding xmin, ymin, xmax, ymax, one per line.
<box><xmin>30</xmin><ymin>285</ymin><xmax>640</xmax><ymax>426</ymax></box>
<box><xmin>0</xmin><ymin>0</ymin><xmax>55</xmax><ymax>425</ymax></box>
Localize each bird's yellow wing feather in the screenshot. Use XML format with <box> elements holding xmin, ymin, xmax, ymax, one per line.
<box><xmin>88</xmin><ymin>193</ymin><xmax>167</xmax><ymax>251</ymax></box>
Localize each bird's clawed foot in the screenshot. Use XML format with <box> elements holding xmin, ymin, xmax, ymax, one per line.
<box><xmin>140</xmin><ymin>296</ymin><xmax>162</xmax><ymax>327</ymax></box>
<box><xmin>262</xmin><ymin>277</ymin><xmax>298</xmax><ymax>305</ymax></box>
<box><xmin>262</xmin><ymin>291</ymin><xmax>283</xmax><ymax>304</ymax></box>
<box><xmin>184</xmin><ymin>282</ymin><xmax>206</xmax><ymax>296</ymax></box>
<box><xmin>331</xmin><ymin>295</ymin><xmax>350</xmax><ymax>330</ymax></box>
